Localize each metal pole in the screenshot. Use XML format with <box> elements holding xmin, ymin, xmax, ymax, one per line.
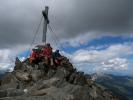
<box><xmin>42</xmin><ymin>6</ymin><xmax>49</xmax><ymax>44</ymax></box>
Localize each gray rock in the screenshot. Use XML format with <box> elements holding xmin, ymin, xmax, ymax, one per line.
<box><xmin>6</xmin><ymin>89</ymin><xmax>24</xmax><ymax>97</ymax></box>
<box><xmin>14</xmin><ymin>70</ymin><xmax>31</xmax><ymax>82</ymax></box>
<box><xmin>53</xmin><ymin>67</ymin><xmax>70</xmax><ymax>79</ymax></box>
<box><xmin>30</xmin><ymin>70</ymin><xmax>44</xmax><ymax>82</ymax></box>
<box><xmin>0</xmin><ymin>73</ymin><xmax>18</xmax><ymax>89</ymax></box>
<box><xmin>0</xmin><ymin>89</ymin><xmax>24</xmax><ymax>98</ymax></box>
<box><xmin>0</xmin><ymin>56</ymin><xmax>119</xmax><ymax>100</ymax></box>
<box><xmin>27</xmin><ymin>77</ymin><xmax>60</xmax><ymax>91</ymax></box>
<box><xmin>68</xmin><ymin>72</ymin><xmax>76</xmax><ymax>83</ymax></box>
<box><xmin>0</xmin><ymin>90</ymin><xmax>7</xmax><ymax>98</ymax></box>
<box><xmin>47</xmin><ymin>69</ymin><xmax>56</xmax><ymax>78</ymax></box>
<box><xmin>14</xmin><ymin>57</ymin><xmax>23</xmax><ymax>70</ymax></box>
<box><xmin>73</xmin><ymin>72</ymin><xmax>87</xmax><ymax>86</ymax></box>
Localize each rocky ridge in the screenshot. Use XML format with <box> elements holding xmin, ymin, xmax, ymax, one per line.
<box><xmin>0</xmin><ymin>56</ymin><xmax>119</xmax><ymax>100</ymax></box>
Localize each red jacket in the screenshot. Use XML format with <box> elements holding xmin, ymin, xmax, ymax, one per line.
<box><xmin>30</xmin><ymin>51</ymin><xmax>39</xmax><ymax>59</ymax></box>
<box><xmin>43</xmin><ymin>47</ymin><xmax>52</xmax><ymax>58</ymax></box>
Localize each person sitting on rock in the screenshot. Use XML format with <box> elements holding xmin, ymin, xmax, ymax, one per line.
<box><xmin>42</xmin><ymin>43</ymin><xmax>53</xmax><ymax>66</ymax></box>
<box><xmin>53</xmin><ymin>50</ymin><xmax>62</xmax><ymax>66</ymax></box>
<box><xmin>29</xmin><ymin>48</ymin><xmax>40</xmax><ymax>65</ymax></box>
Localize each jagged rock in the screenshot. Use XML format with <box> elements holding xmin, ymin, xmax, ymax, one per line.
<box><xmin>0</xmin><ymin>56</ymin><xmax>119</xmax><ymax>100</ymax></box>
<box><xmin>0</xmin><ymin>73</ymin><xmax>15</xmax><ymax>85</ymax></box>
<box><xmin>6</xmin><ymin>88</ymin><xmax>24</xmax><ymax>97</ymax></box>
<box><xmin>23</xmin><ymin>64</ymin><xmax>33</xmax><ymax>72</ymax></box>
<box><xmin>28</xmin><ymin>86</ymin><xmax>74</xmax><ymax>100</ymax></box>
<box><xmin>0</xmin><ymin>89</ymin><xmax>24</xmax><ymax>98</ymax></box>
<box><xmin>61</xmin><ymin>57</ymin><xmax>74</xmax><ymax>72</ymax></box>
<box><xmin>68</xmin><ymin>72</ymin><xmax>76</xmax><ymax>83</ymax></box>
<box><xmin>0</xmin><ymin>90</ymin><xmax>7</xmax><ymax>98</ymax></box>
<box><xmin>53</xmin><ymin>67</ymin><xmax>70</xmax><ymax>79</ymax></box>
<box><xmin>72</xmin><ymin>72</ymin><xmax>87</xmax><ymax>86</ymax></box>
<box><xmin>27</xmin><ymin>77</ymin><xmax>60</xmax><ymax>92</ymax></box>
<box><xmin>38</xmin><ymin>62</ymin><xmax>47</xmax><ymax>70</ymax></box>
<box><xmin>30</xmin><ymin>70</ymin><xmax>44</xmax><ymax>82</ymax></box>
<box><xmin>0</xmin><ymin>73</ymin><xmax>18</xmax><ymax>90</ymax></box>
<box><xmin>41</xmin><ymin>77</ymin><xmax>60</xmax><ymax>87</ymax></box>
<box><xmin>14</xmin><ymin>70</ymin><xmax>31</xmax><ymax>82</ymax></box>
<box><xmin>47</xmin><ymin>69</ymin><xmax>56</xmax><ymax>78</ymax></box>
<box><xmin>14</xmin><ymin>57</ymin><xmax>23</xmax><ymax>70</ymax></box>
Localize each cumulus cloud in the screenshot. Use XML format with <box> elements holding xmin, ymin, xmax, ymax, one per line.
<box><xmin>66</xmin><ymin>43</ymin><xmax>133</xmax><ymax>74</ymax></box>
<box><xmin>61</xmin><ymin>32</ymin><xmax>107</xmax><ymax>47</ymax></box>
<box><xmin>101</xmin><ymin>58</ymin><xmax>128</xmax><ymax>71</ymax></box>
<box><xmin>0</xmin><ymin>45</ymin><xmax>29</xmax><ymax>71</ymax></box>
<box><xmin>0</xmin><ymin>63</ymin><xmax>14</xmax><ymax>72</ymax></box>
<box><xmin>0</xmin><ymin>49</ymin><xmax>14</xmax><ymax>71</ymax></box>
<box><xmin>72</xmin><ymin>44</ymin><xmax>133</xmax><ymax>63</ymax></box>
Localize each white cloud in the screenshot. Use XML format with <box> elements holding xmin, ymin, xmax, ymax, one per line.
<box><xmin>61</xmin><ymin>32</ymin><xmax>101</xmax><ymax>47</ymax></box>
<box><xmin>64</xmin><ymin>43</ymin><xmax>133</xmax><ymax>74</ymax></box>
<box><xmin>72</xmin><ymin>49</ymin><xmax>100</xmax><ymax>63</ymax></box>
<box><xmin>60</xmin><ymin>31</ymin><xmax>133</xmax><ymax>48</ymax></box>
<box><xmin>0</xmin><ymin>63</ymin><xmax>14</xmax><ymax>72</ymax></box>
<box><xmin>18</xmin><ymin>57</ymin><xmax>26</xmax><ymax>62</ymax></box>
<box><xmin>0</xmin><ymin>49</ymin><xmax>10</xmax><ymax>62</ymax></box>
<box><xmin>72</xmin><ymin>44</ymin><xmax>133</xmax><ymax>64</ymax></box>
<box><xmin>101</xmin><ymin>58</ymin><xmax>128</xmax><ymax>71</ymax></box>
<box><xmin>0</xmin><ymin>45</ymin><xmax>29</xmax><ymax>72</ymax></box>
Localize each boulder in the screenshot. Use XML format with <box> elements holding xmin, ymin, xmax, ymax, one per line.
<box><xmin>14</xmin><ymin>57</ymin><xmax>23</xmax><ymax>70</ymax></box>
<box><xmin>47</xmin><ymin>69</ymin><xmax>56</xmax><ymax>78</ymax></box>
<box><xmin>73</xmin><ymin>72</ymin><xmax>88</xmax><ymax>86</ymax></box>
<box><xmin>0</xmin><ymin>89</ymin><xmax>24</xmax><ymax>98</ymax></box>
<box><xmin>6</xmin><ymin>89</ymin><xmax>24</xmax><ymax>97</ymax></box>
<box><xmin>0</xmin><ymin>90</ymin><xmax>7</xmax><ymax>98</ymax></box>
<box><xmin>53</xmin><ymin>67</ymin><xmax>70</xmax><ymax>79</ymax></box>
<box><xmin>14</xmin><ymin>70</ymin><xmax>31</xmax><ymax>82</ymax></box>
<box><xmin>30</xmin><ymin>70</ymin><xmax>44</xmax><ymax>82</ymax></box>
<box><xmin>0</xmin><ymin>73</ymin><xmax>18</xmax><ymax>89</ymax></box>
<box><xmin>27</xmin><ymin>77</ymin><xmax>60</xmax><ymax>92</ymax></box>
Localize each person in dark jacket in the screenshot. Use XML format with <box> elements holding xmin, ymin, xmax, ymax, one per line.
<box><xmin>53</xmin><ymin>50</ymin><xmax>62</xmax><ymax>66</ymax></box>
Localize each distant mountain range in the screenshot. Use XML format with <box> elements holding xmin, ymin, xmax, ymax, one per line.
<box><xmin>91</xmin><ymin>74</ymin><xmax>133</xmax><ymax>100</ymax></box>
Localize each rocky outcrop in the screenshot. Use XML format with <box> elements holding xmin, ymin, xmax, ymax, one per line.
<box><xmin>0</xmin><ymin>57</ymin><xmax>119</xmax><ymax>100</ymax></box>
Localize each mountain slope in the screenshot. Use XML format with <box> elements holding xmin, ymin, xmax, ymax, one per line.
<box><xmin>0</xmin><ymin>57</ymin><xmax>118</xmax><ymax>100</ymax></box>
<box><xmin>94</xmin><ymin>74</ymin><xmax>133</xmax><ymax>100</ymax></box>
<box><xmin>0</xmin><ymin>72</ymin><xmax>7</xmax><ymax>80</ymax></box>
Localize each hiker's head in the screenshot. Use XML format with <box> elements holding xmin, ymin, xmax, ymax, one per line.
<box><xmin>32</xmin><ymin>47</ymin><xmax>38</xmax><ymax>52</ymax></box>
<box><xmin>46</xmin><ymin>43</ymin><xmax>50</xmax><ymax>47</ymax></box>
<box><xmin>56</xmin><ymin>50</ymin><xmax>59</xmax><ymax>53</ymax></box>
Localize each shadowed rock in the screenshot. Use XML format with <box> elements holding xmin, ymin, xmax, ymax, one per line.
<box><xmin>0</xmin><ymin>56</ymin><xmax>119</xmax><ymax>100</ymax></box>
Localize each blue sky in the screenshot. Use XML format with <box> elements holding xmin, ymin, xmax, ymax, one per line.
<box><xmin>59</xmin><ymin>35</ymin><xmax>133</xmax><ymax>76</ymax></box>
<box><xmin>61</xmin><ymin>36</ymin><xmax>133</xmax><ymax>53</ymax></box>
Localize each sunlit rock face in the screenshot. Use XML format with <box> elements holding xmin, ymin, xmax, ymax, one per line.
<box><xmin>0</xmin><ymin>56</ymin><xmax>119</xmax><ymax>100</ymax></box>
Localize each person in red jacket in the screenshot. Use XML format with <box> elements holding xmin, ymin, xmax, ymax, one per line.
<box><xmin>29</xmin><ymin>48</ymin><xmax>39</xmax><ymax>64</ymax></box>
<box><xmin>42</xmin><ymin>43</ymin><xmax>53</xmax><ymax>66</ymax></box>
